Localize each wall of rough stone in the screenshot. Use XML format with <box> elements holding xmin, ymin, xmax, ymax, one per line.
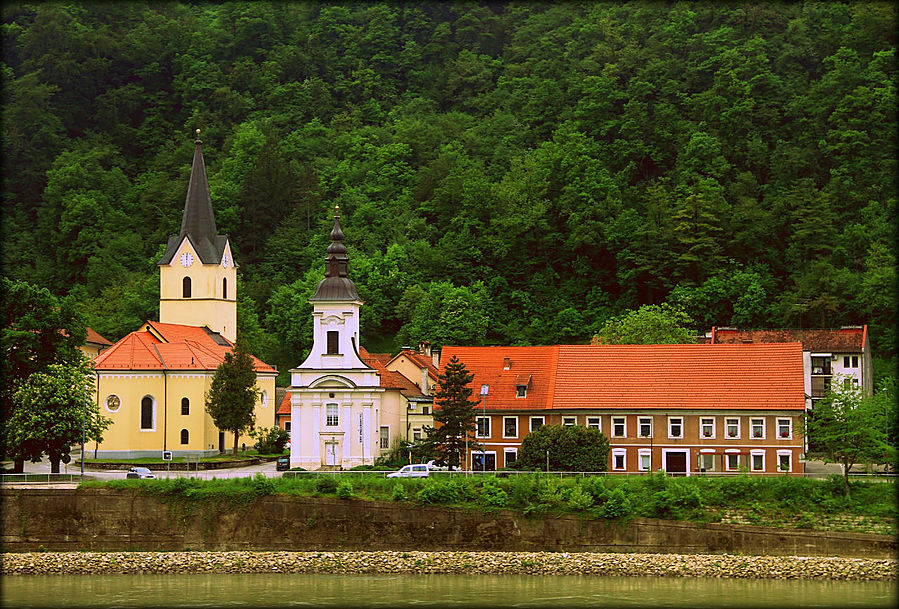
<box><xmin>2</xmin><ymin>488</ymin><xmax>894</xmax><ymax>558</ymax></box>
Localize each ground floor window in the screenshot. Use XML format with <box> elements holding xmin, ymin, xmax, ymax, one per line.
<box><xmin>726</xmin><ymin>453</ymin><xmax>740</xmax><ymax>471</ymax></box>
<box><xmin>751</xmin><ymin>450</ymin><xmax>765</xmax><ymax>471</ymax></box>
<box><xmin>504</xmin><ymin>448</ymin><xmax>517</xmax><ymax>467</ymax></box>
<box><xmin>777</xmin><ymin>451</ymin><xmax>792</xmax><ymax>472</ymax></box>
<box><xmin>638</xmin><ymin>449</ymin><xmax>651</xmax><ymax>471</ymax></box>
<box><xmin>612</xmin><ymin>448</ymin><xmax>626</xmax><ymax>471</ymax></box>
<box><xmin>380</xmin><ymin>426</ymin><xmax>389</xmax><ymax>449</ymax></box>
<box><xmin>699</xmin><ymin>453</ymin><xmax>715</xmax><ymax>472</ymax></box>
<box><xmin>413</xmin><ymin>428</ymin><xmax>421</xmax><ymax>442</ymax></box>
<box><xmin>472</xmin><ymin>452</ymin><xmax>496</xmax><ymax>471</ymax></box>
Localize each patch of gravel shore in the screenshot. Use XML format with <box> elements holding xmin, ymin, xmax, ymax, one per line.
<box><xmin>1</xmin><ymin>551</ymin><xmax>894</xmax><ymax>580</ymax></box>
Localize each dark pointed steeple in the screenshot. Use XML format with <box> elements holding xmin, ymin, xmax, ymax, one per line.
<box><xmin>159</xmin><ymin>129</ymin><xmax>229</xmax><ymax>265</ymax></box>
<box><xmin>310</xmin><ymin>206</ymin><xmax>360</xmax><ymax>301</ymax></box>
<box><xmin>180</xmin><ymin>129</ymin><xmax>217</xmax><ymax>245</ymax></box>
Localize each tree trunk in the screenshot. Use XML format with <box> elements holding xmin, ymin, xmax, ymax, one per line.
<box><xmin>13</xmin><ymin>458</ymin><xmax>24</xmax><ymax>474</ymax></box>
<box><xmin>233</xmin><ymin>430</ymin><xmax>239</xmax><ymax>456</ymax></box>
<box><xmin>49</xmin><ymin>457</ymin><xmax>61</xmax><ymax>474</ymax></box>
<box><xmin>842</xmin><ymin>461</ymin><xmax>851</xmax><ymax>496</ymax></box>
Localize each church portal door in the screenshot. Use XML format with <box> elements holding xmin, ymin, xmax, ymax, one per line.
<box><xmin>325</xmin><ymin>442</ymin><xmax>338</xmax><ymax>467</ymax></box>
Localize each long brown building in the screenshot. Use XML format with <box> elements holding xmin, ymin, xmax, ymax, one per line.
<box><xmin>442</xmin><ymin>343</ymin><xmax>807</xmax><ymax>475</ymax></box>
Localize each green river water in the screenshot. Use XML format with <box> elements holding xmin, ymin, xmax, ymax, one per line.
<box><xmin>2</xmin><ymin>573</ymin><xmax>894</xmax><ymax>608</ymax></box>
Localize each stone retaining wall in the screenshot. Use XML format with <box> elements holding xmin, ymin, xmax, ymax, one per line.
<box><xmin>1</xmin><ymin>488</ymin><xmax>894</xmax><ymax>558</ymax></box>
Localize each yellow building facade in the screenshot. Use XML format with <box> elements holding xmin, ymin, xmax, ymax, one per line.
<box><xmin>89</xmin><ymin>133</ymin><xmax>277</xmax><ymax>459</ymax></box>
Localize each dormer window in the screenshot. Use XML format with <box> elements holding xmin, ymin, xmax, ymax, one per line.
<box><xmin>326</xmin><ymin>331</ymin><xmax>339</xmax><ymax>355</ymax></box>
<box><xmin>516</xmin><ymin>385</ymin><xmax>527</xmax><ymax>398</ymax></box>
<box><xmin>503</xmin><ymin>357</ymin><xmax>511</xmax><ymax>370</ymax></box>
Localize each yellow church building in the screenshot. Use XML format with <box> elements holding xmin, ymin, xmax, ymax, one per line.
<box><xmin>90</xmin><ymin>132</ymin><xmax>276</xmax><ymax>459</ymax></box>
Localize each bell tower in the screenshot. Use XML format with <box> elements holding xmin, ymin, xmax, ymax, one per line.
<box><xmin>157</xmin><ymin>130</ymin><xmax>237</xmax><ymax>342</ymax></box>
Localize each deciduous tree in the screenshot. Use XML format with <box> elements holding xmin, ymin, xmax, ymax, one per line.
<box><xmin>8</xmin><ymin>358</ymin><xmax>111</xmax><ymax>473</ymax></box>
<box><xmin>205</xmin><ymin>341</ymin><xmax>260</xmax><ymax>456</ymax></box>
<box><xmin>593</xmin><ymin>304</ymin><xmax>695</xmax><ymax>345</ymax></box>
<box><xmin>516</xmin><ymin>424</ymin><xmax>609</xmax><ymax>472</ymax></box>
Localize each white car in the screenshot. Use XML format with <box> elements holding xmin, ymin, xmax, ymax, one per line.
<box><xmin>126</xmin><ymin>467</ymin><xmax>157</xmax><ymax>479</ymax></box>
<box><xmin>387</xmin><ymin>464</ymin><xmax>430</xmax><ymax>478</ymax></box>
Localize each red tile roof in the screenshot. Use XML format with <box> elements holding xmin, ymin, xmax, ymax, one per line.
<box><xmin>439</xmin><ymin>346</ymin><xmax>559</xmax><ymax>410</ymax></box>
<box><xmin>277</xmin><ymin>391</ymin><xmax>291</xmax><ymax>416</ymax></box>
<box><xmin>85</xmin><ymin>327</ymin><xmax>113</xmax><ymax>346</ymax></box>
<box><xmin>711</xmin><ymin>326</ymin><xmax>867</xmax><ymax>352</ymax></box>
<box><xmin>93</xmin><ymin>321</ymin><xmax>276</xmax><ymax>373</ymax></box>
<box><xmin>359</xmin><ymin>346</ymin><xmax>426</xmax><ymax>396</ymax></box>
<box><xmin>441</xmin><ymin>343</ymin><xmax>805</xmax><ymax>412</ymax></box>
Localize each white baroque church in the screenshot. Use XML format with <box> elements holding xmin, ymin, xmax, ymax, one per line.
<box><xmin>287</xmin><ymin>210</ymin><xmax>402</xmax><ymax>470</ymax></box>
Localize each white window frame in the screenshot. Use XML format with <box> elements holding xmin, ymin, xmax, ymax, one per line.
<box><xmin>699</xmin><ymin>450</ymin><xmax>715</xmax><ymax>472</ymax></box>
<box><xmin>529</xmin><ymin>416</ymin><xmax>544</xmax><ymax>432</ymax></box>
<box><xmin>750</xmin><ymin>450</ymin><xmax>765</xmax><ymax>472</ymax></box>
<box><xmin>516</xmin><ymin>385</ymin><xmax>527</xmax><ymax>398</ymax></box>
<box><xmin>777</xmin><ymin>418</ymin><xmax>792</xmax><ymax>440</ymax></box>
<box><xmin>284</xmin><ymin>421</ymin><xmax>291</xmax><ymax>432</ymax></box>
<box><xmin>637</xmin><ymin>416</ymin><xmax>653</xmax><ymax>438</ymax></box>
<box><xmin>612</xmin><ymin>448</ymin><xmax>627</xmax><ymax>471</ymax></box>
<box><xmin>326</xmin><ymin>403</ymin><xmax>339</xmax><ymax>427</ymax></box>
<box><xmin>725</xmin><ymin>417</ymin><xmax>740</xmax><ymax>439</ymax></box>
<box><xmin>503</xmin><ymin>416</ymin><xmax>518</xmax><ymax>438</ymax></box>
<box><xmin>139</xmin><ymin>395</ymin><xmax>156</xmax><ymax>432</ymax></box>
<box><xmin>638</xmin><ymin>448</ymin><xmax>652</xmax><ymax>472</ymax></box>
<box><xmin>612</xmin><ymin>416</ymin><xmax>626</xmax><ymax>438</ymax></box>
<box><xmin>504</xmin><ymin>448</ymin><xmax>518</xmax><ymax>467</ymax></box>
<box><xmin>379</xmin><ymin>426</ymin><xmax>390</xmax><ymax>450</ymax></box>
<box><xmin>668</xmin><ymin>416</ymin><xmax>683</xmax><ymax>439</ymax></box>
<box><xmin>750</xmin><ymin>418</ymin><xmax>765</xmax><ymax>439</ymax></box>
<box><xmin>725</xmin><ymin>452</ymin><xmax>740</xmax><ymax>471</ymax></box>
<box><xmin>776</xmin><ymin>450</ymin><xmax>792</xmax><ymax>473</ymax></box>
<box><xmin>700</xmin><ymin>417</ymin><xmax>715</xmax><ymax>439</ymax></box>
<box><xmin>562</xmin><ymin>416</ymin><xmax>576</xmax><ymax>427</ymax></box>
<box><xmin>586</xmin><ymin>416</ymin><xmax>601</xmax><ymax>431</ymax></box>
<box><xmin>476</xmin><ymin>416</ymin><xmax>491</xmax><ymax>438</ymax></box>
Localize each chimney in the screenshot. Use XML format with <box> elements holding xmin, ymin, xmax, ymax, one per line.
<box><xmin>503</xmin><ymin>357</ymin><xmax>511</xmax><ymax>370</ymax></box>
<box><xmin>421</xmin><ymin>367</ymin><xmax>429</xmax><ymax>396</ymax></box>
<box><xmin>418</xmin><ymin>340</ymin><xmax>431</xmax><ymax>357</ymax></box>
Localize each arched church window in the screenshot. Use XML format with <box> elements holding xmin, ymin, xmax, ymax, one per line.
<box><xmin>223</xmin><ymin>277</ymin><xmax>228</xmax><ymax>300</ymax></box>
<box><xmin>140</xmin><ymin>396</ymin><xmax>154</xmax><ymax>430</ymax></box>
<box><xmin>183</xmin><ymin>277</ymin><xmax>192</xmax><ymax>298</ymax></box>
<box><xmin>181</xmin><ymin>397</ymin><xmax>189</xmax><ymax>415</ymax></box>
<box><xmin>180</xmin><ymin>429</ymin><xmax>189</xmax><ymax>445</ymax></box>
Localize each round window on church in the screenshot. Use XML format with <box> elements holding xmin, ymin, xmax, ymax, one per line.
<box><xmin>105</xmin><ymin>395</ymin><xmax>121</xmax><ymax>413</ymax></box>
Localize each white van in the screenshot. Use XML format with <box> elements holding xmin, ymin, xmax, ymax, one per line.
<box><xmin>387</xmin><ymin>464</ymin><xmax>430</xmax><ymax>478</ymax></box>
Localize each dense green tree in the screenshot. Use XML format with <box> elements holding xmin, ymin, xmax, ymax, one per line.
<box><xmin>8</xmin><ymin>358</ymin><xmax>111</xmax><ymax>473</ymax></box>
<box><xmin>516</xmin><ymin>424</ymin><xmax>609</xmax><ymax>472</ymax></box>
<box><xmin>430</xmin><ymin>355</ymin><xmax>479</xmax><ymax>469</ymax></box>
<box><xmin>1</xmin><ymin>278</ymin><xmax>86</xmax><ymax>469</ymax></box>
<box><xmin>802</xmin><ymin>379</ymin><xmax>895</xmax><ymax>496</ymax></box>
<box><xmin>205</xmin><ymin>341</ymin><xmax>261</xmax><ymax>456</ymax></box>
<box><xmin>593</xmin><ymin>304</ymin><xmax>695</xmax><ymax>345</ymax></box>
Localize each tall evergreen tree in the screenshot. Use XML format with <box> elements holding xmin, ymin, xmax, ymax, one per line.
<box><xmin>430</xmin><ymin>355</ymin><xmax>479</xmax><ymax>469</ymax></box>
<box><xmin>205</xmin><ymin>341</ymin><xmax>260</xmax><ymax>456</ymax></box>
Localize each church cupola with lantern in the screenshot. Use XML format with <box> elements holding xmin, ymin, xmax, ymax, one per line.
<box><xmin>157</xmin><ymin>129</ymin><xmax>237</xmax><ymax>342</ymax></box>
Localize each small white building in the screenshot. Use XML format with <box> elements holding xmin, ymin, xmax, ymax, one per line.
<box><xmin>287</xmin><ymin>211</ymin><xmax>398</xmax><ymax>470</ymax></box>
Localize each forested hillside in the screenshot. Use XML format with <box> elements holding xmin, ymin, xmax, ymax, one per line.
<box><xmin>2</xmin><ymin>2</ymin><xmax>895</xmax><ymax>381</ymax></box>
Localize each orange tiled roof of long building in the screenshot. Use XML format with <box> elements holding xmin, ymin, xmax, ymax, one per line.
<box><xmin>93</xmin><ymin>321</ymin><xmax>276</xmax><ymax>373</ymax></box>
<box><xmin>710</xmin><ymin>326</ymin><xmax>867</xmax><ymax>352</ymax></box>
<box><xmin>439</xmin><ymin>346</ymin><xmax>559</xmax><ymax>410</ymax></box>
<box><xmin>554</xmin><ymin>343</ymin><xmax>805</xmax><ymax>410</ymax></box>
<box><xmin>442</xmin><ymin>343</ymin><xmax>805</xmax><ymax>412</ymax></box>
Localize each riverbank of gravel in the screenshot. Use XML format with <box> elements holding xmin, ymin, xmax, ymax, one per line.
<box><xmin>2</xmin><ymin>551</ymin><xmax>895</xmax><ymax>580</ymax></box>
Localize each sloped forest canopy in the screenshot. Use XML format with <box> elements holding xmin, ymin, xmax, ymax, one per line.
<box><xmin>2</xmin><ymin>2</ymin><xmax>896</xmax><ymax>382</ymax></box>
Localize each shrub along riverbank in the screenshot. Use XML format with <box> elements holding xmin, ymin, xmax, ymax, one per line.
<box><xmin>82</xmin><ymin>473</ymin><xmax>896</xmax><ymax>536</ymax></box>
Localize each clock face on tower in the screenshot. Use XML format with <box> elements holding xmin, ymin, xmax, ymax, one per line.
<box><xmin>180</xmin><ymin>252</ymin><xmax>194</xmax><ymax>267</ymax></box>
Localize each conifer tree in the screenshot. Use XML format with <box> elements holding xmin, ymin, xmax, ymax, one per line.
<box><xmin>430</xmin><ymin>355</ymin><xmax>479</xmax><ymax>469</ymax></box>
<box><xmin>205</xmin><ymin>341</ymin><xmax>260</xmax><ymax>456</ymax></box>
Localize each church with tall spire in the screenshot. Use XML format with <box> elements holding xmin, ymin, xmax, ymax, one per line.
<box><xmin>89</xmin><ymin>132</ymin><xmax>276</xmax><ymax>459</ymax></box>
